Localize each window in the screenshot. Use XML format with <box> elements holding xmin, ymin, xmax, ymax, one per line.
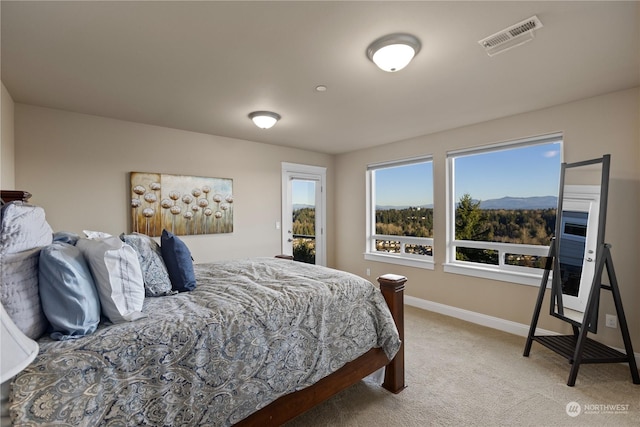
<box><xmin>445</xmin><ymin>134</ymin><xmax>562</xmax><ymax>285</ymax></box>
<box><xmin>366</xmin><ymin>156</ymin><xmax>434</xmax><ymax>269</ymax></box>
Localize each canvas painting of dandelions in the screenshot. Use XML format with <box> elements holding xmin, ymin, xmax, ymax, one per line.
<box><xmin>130</xmin><ymin>172</ymin><xmax>233</xmax><ymax>237</ymax></box>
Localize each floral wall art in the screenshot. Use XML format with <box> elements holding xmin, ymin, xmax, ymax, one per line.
<box><xmin>130</xmin><ymin>172</ymin><xmax>233</xmax><ymax>237</ymax></box>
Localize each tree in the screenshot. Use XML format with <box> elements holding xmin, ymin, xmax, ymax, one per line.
<box><xmin>455</xmin><ymin>194</ymin><xmax>495</xmax><ymax>264</ymax></box>
<box><xmin>455</xmin><ymin>194</ymin><xmax>489</xmax><ymax>240</ymax></box>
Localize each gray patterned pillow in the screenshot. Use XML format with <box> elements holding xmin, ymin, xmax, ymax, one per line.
<box><xmin>120</xmin><ymin>233</ymin><xmax>174</xmax><ymax>297</ymax></box>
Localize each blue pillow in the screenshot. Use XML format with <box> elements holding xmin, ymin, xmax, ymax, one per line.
<box><xmin>53</xmin><ymin>231</ymin><xmax>80</xmax><ymax>245</ymax></box>
<box><xmin>39</xmin><ymin>242</ymin><xmax>101</xmax><ymax>340</ymax></box>
<box><xmin>160</xmin><ymin>230</ymin><xmax>196</xmax><ymax>292</ymax></box>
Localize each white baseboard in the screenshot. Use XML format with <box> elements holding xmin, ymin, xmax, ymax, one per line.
<box><xmin>404</xmin><ymin>295</ymin><xmax>640</xmax><ymax>366</ymax></box>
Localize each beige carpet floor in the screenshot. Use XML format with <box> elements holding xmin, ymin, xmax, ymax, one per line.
<box><xmin>285</xmin><ymin>306</ymin><xmax>640</xmax><ymax>426</ymax></box>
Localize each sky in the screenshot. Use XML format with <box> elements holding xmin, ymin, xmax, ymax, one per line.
<box><xmin>373</xmin><ymin>141</ymin><xmax>561</xmax><ymax>207</ymax></box>
<box><xmin>454</xmin><ymin>142</ymin><xmax>561</xmax><ymax>201</ymax></box>
<box><xmin>292</xmin><ymin>179</ymin><xmax>316</xmax><ymax>206</ymax></box>
<box><xmin>375</xmin><ymin>162</ymin><xmax>433</xmax><ymax>206</ymax></box>
<box><xmin>292</xmin><ymin>142</ymin><xmax>561</xmax><ymax>207</ymax></box>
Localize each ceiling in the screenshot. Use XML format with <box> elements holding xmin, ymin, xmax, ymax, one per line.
<box><xmin>2</xmin><ymin>1</ymin><xmax>638</xmax><ymax>155</ymax></box>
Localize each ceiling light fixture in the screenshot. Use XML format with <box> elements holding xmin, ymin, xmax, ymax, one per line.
<box><xmin>248</xmin><ymin>111</ymin><xmax>281</xmax><ymax>129</ymax></box>
<box><xmin>366</xmin><ymin>33</ymin><xmax>421</xmax><ymax>72</ymax></box>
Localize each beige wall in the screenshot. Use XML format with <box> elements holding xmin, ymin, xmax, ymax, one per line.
<box><xmin>14</xmin><ymin>104</ymin><xmax>335</xmax><ymax>265</ymax></box>
<box><xmin>334</xmin><ymin>87</ymin><xmax>640</xmax><ymax>349</ymax></box>
<box><xmin>1</xmin><ymin>82</ymin><xmax>15</xmax><ymax>189</ymax></box>
<box><xmin>12</xmin><ymin>88</ymin><xmax>640</xmax><ymax>350</ymax></box>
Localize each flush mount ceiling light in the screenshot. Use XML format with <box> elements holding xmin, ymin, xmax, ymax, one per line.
<box><xmin>248</xmin><ymin>111</ymin><xmax>281</xmax><ymax>129</ymax></box>
<box><xmin>366</xmin><ymin>33</ymin><xmax>421</xmax><ymax>72</ymax></box>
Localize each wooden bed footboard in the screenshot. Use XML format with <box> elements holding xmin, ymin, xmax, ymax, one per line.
<box><xmin>236</xmin><ymin>273</ymin><xmax>407</xmax><ymax>426</ymax></box>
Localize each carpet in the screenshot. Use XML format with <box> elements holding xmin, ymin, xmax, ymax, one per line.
<box><xmin>285</xmin><ymin>306</ymin><xmax>640</xmax><ymax>426</ymax></box>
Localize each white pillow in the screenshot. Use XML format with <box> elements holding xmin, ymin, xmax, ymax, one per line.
<box><xmin>83</xmin><ymin>230</ymin><xmax>112</xmax><ymax>239</ymax></box>
<box><xmin>76</xmin><ymin>236</ymin><xmax>146</xmax><ymax>323</ymax></box>
<box><xmin>0</xmin><ymin>202</ymin><xmax>53</xmax><ymax>339</ymax></box>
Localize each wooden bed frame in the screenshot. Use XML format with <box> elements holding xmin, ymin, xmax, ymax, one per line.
<box><xmin>237</xmin><ymin>273</ymin><xmax>406</xmax><ymax>425</ymax></box>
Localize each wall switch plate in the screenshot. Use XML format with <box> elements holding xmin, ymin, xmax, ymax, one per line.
<box><xmin>605</xmin><ymin>314</ymin><xmax>617</xmax><ymax>329</ymax></box>
<box><xmin>366</xmin><ymin>268</ymin><xmax>371</xmax><ymax>277</ymax></box>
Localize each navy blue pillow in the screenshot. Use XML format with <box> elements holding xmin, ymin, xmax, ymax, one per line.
<box><xmin>160</xmin><ymin>229</ymin><xmax>196</xmax><ymax>292</ymax></box>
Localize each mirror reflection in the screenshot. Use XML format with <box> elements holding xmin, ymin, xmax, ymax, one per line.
<box><xmin>558</xmin><ymin>210</ymin><xmax>588</xmax><ymax>298</ymax></box>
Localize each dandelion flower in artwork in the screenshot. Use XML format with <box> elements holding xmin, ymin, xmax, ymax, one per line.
<box><xmin>215</xmin><ymin>211</ymin><xmax>223</xmax><ymax>219</ymax></box>
<box><xmin>161</xmin><ymin>199</ymin><xmax>173</xmax><ymax>209</ymax></box>
<box><xmin>142</xmin><ymin>207</ymin><xmax>155</xmax><ymax>236</ymax></box>
<box><xmin>202</xmin><ymin>185</ymin><xmax>211</xmax><ymax>196</ymax></box>
<box><xmin>143</xmin><ymin>193</ymin><xmax>159</xmax><ymax>235</ymax></box>
<box><xmin>220</xmin><ymin>202</ymin><xmax>229</xmax><ymax>211</ymax></box>
<box><xmin>225</xmin><ymin>195</ymin><xmax>234</xmax><ymax>204</ymax></box>
<box><xmin>131</xmin><ymin>198</ymin><xmax>142</xmax><ymax>232</ymax></box>
<box><xmin>150</xmin><ymin>182</ymin><xmax>161</xmax><ymax>191</ymax></box>
<box><xmin>198</xmin><ymin>198</ymin><xmax>209</xmax><ymax>208</ymax></box>
<box><xmin>203</xmin><ymin>208</ymin><xmax>213</xmax><ymax>233</ymax></box>
<box><xmin>133</xmin><ymin>185</ymin><xmax>146</xmax><ymax>196</ymax></box>
<box><xmin>191</xmin><ymin>188</ymin><xmax>202</xmax><ymax>198</ymax></box>
<box><xmin>144</xmin><ymin>193</ymin><xmax>157</xmax><ymax>203</ymax></box>
<box><xmin>191</xmin><ymin>205</ymin><xmax>200</xmax><ymax>233</ymax></box>
<box><xmin>183</xmin><ymin>210</ymin><xmax>194</xmax><ymax>234</ymax></box>
<box><xmin>213</xmin><ymin>194</ymin><xmax>222</xmax><ymax>203</ymax></box>
<box><xmin>169</xmin><ymin>191</ymin><xmax>181</xmax><ymax>201</ymax></box>
<box><xmin>169</xmin><ymin>205</ymin><xmax>181</xmax><ymax>233</ymax></box>
<box><xmin>181</xmin><ymin>194</ymin><xmax>193</xmax><ymax>204</ymax></box>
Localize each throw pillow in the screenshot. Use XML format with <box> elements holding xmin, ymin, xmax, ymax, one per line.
<box><xmin>160</xmin><ymin>229</ymin><xmax>196</xmax><ymax>292</ymax></box>
<box><xmin>76</xmin><ymin>236</ymin><xmax>146</xmax><ymax>323</ymax></box>
<box><xmin>0</xmin><ymin>202</ymin><xmax>53</xmax><ymax>339</ymax></box>
<box><xmin>120</xmin><ymin>232</ymin><xmax>173</xmax><ymax>297</ymax></box>
<box><xmin>39</xmin><ymin>242</ymin><xmax>101</xmax><ymax>340</ymax></box>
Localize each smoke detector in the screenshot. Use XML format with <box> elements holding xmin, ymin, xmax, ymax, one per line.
<box><xmin>478</xmin><ymin>16</ymin><xmax>543</xmax><ymax>56</ymax></box>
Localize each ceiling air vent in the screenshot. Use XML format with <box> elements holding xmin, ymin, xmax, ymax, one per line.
<box><xmin>478</xmin><ymin>16</ymin><xmax>543</xmax><ymax>57</ymax></box>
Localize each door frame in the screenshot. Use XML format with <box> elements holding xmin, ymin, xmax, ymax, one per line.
<box><xmin>281</xmin><ymin>162</ymin><xmax>327</xmax><ymax>266</ymax></box>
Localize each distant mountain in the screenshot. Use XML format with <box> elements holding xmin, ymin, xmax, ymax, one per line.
<box><xmin>293</xmin><ymin>204</ymin><xmax>315</xmax><ymax>210</ymax></box>
<box><xmin>376</xmin><ymin>196</ymin><xmax>557</xmax><ymax>211</ymax></box>
<box><xmin>478</xmin><ymin>196</ymin><xmax>557</xmax><ymax>210</ymax></box>
<box><xmin>376</xmin><ymin>204</ymin><xmax>434</xmax><ymax>211</ymax></box>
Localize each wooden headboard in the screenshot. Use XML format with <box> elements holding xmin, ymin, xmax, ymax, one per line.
<box><xmin>1</xmin><ymin>190</ymin><xmax>32</xmax><ymax>203</ymax></box>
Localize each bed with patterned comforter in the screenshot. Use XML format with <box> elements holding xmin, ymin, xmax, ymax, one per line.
<box><xmin>9</xmin><ymin>257</ymin><xmax>401</xmax><ymax>426</ymax></box>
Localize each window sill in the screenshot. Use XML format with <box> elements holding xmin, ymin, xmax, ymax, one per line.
<box><xmin>443</xmin><ymin>262</ymin><xmax>550</xmax><ymax>287</ymax></box>
<box><xmin>364</xmin><ymin>252</ymin><xmax>435</xmax><ymax>270</ymax></box>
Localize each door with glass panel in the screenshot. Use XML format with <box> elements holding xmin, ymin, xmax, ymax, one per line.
<box><xmin>281</xmin><ymin>163</ymin><xmax>326</xmax><ymax>266</ymax></box>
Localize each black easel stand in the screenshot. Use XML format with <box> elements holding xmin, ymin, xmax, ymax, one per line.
<box><xmin>523</xmin><ymin>242</ymin><xmax>639</xmax><ymax>386</ymax></box>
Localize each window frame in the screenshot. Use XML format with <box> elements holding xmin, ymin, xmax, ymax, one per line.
<box><xmin>365</xmin><ymin>155</ymin><xmax>435</xmax><ymax>270</ymax></box>
<box><xmin>444</xmin><ymin>133</ymin><xmax>563</xmax><ymax>286</ymax></box>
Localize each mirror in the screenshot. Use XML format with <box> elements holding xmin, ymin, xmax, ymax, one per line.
<box><xmin>550</xmin><ymin>156</ymin><xmax>610</xmax><ymax>331</ymax></box>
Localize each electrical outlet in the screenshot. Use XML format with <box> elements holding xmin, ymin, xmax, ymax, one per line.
<box><xmin>605</xmin><ymin>314</ymin><xmax>617</xmax><ymax>329</ymax></box>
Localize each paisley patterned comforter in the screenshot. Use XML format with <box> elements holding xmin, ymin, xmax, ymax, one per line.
<box><xmin>10</xmin><ymin>258</ymin><xmax>401</xmax><ymax>426</ymax></box>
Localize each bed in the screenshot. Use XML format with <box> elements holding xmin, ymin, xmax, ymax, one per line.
<box><xmin>1</xmin><ymin>198</ymin><xmax>406</xmax><ymax>426</ymax></box>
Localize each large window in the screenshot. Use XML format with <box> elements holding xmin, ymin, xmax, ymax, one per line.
<box><xmin>366</xmin><ymin>156</ymin><xmax>434</xmax><ymax>269</ymax></box>
<box><xmin>445</xmin><ymin>134</ymin><xmax>562</xmax><ymax>285</ymax></box>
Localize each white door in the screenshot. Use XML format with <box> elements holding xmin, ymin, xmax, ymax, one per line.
<box><xmin>281</xmin><ymin>163</ymin><xmax>326</xmax><ymax>266</ymax></box>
